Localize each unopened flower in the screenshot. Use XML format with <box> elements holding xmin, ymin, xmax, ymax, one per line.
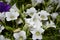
<box><xmin>13</xmin><ymin>31</ymin><xmax>26</xmax><ymax>40</ymax></box>
<box><xmin>31</xmin><ymin>0</ymin><xmax>44</xmax><ymax>6</ymax></box>
<box><xmin>0</xmin><ymin>25</ymin><xmax>4</xmax><ymax>33</ymax></box>
<box><xmin>10</xmin><ymin>4</ymin><xmax>19</xmax><ymax>12</ymax></box>
<box><xmin>46</xmin><ymin>6</ymin><xmax>53</xmax><ymax>12</ymax></box>
<box><xmin>51</xmin><ymin>13</ymin><xmax>58</xmax><ymax>19</ymax></box>
<box><xmin>16</xmin><ymin>18</ymin><xmax>23</xmax><ymax>24</ymax></box>
<box><xmin>13</xmin><ymin>28</ymin><xmax>21</xmax><ymax>33</ymax></box>
<box><xmin>0</xmin><ymin>12</ymin><xmax>5</xmax><ymax>21</ymax></box>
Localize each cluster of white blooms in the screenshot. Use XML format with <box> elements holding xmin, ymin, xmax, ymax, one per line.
<box><xmin>0</xmin><ymin>4</ymin><xmax>58</xmax><ymax>40</ymax></box>
<box><xmin>24</xmin><ymin>7</ymin><xmax>57</xmax><ymax>40</ymax></box>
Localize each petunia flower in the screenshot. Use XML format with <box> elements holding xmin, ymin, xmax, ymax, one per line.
<box><xmin>26</xmin><ymin>7</ymin><xmax>37</xmax><ymax>17</ymax></box>
<box><xmin>5</xmin><ymin>9</ymin><xmax>19</xmax><ymax>21</ymax></box>
<box><xmin>0</xmin><ymin>2</ymin><xmax>10</xmax><ymax>12</ymax></box>
<box><xmin>13</xmin><ymin>31</ymin><xmax>26</xmax><ymax>40</ymax></box>
<box><xmin>44</xmin><ymin>21</ymin><xmax>56</xmax><ymax>29</ymax></box>
<box><xmin>30</xmin><ymin>27</ymin><xmax>44</xmax><ymax>40</ymax></box>
<box><xmin>38</xmin><ymin>10</ymin><xmax>50</xmax><ymax>20</ymax></box>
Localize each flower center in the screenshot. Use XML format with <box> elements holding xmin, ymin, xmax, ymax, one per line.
<box><xmin>35</xmin><ymin>31</ymin><xmax>40</xmax><ymax>36</ymax></box>
<box><xmin>41</xmin><ymin>15</ymin><xmax>45</xmax><ymax>19</ymax></box>
<box><xmin>10</xmin><ymin>15</ymin><xmax>15</xmax><ymax>19</ymax></box>
<box><xmin>30</xmin><ymin>13</ymin><xmax>33</xmax><ymax>16</ymax></box>
<box><xmin>19</xmin><ymin>36</ymin><xmax>23</xmax><ymax>40</ymax></box>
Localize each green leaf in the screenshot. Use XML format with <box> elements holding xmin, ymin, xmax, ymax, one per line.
<box><xmin>5</xmin><ymin>26</ymin><xmax>14</xmax><ymax>31</ymax></box>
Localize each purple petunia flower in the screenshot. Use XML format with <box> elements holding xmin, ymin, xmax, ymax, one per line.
<box><xmin>0</xmin><ymin>2</ymin><xmax>11</xmax><ymax>12</ymax></box>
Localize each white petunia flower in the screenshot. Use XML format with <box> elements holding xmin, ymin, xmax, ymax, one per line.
<box><xmin>30</xmin><ymin>28</ymin><xmax>44</xmax><ymax>40</ymax></box>
<box><xmin>26</xmin><ymin>7</ymin><xmax>37</xmax><ymax>17</ymax></box>
<box><xmin>0</xmin><ymin>25</ymin><xmax>4</xmax><ymax>33</ymax></box>
<box><xmin>0</xmin><ymin>12</ymin><xmax>5</xmax><ymax>21</ymax></box>
<box><xmin>44</xmin><ymin>21</ymin><xmax>56</xmax><ymax>29</ymax></box>
<box><xmin>6</xmin><ymin>11</ymin><xmax>19</xmax><ymax>21</ymax></box>
<box><xmin>13</xmin><ymin>31</ymin><xmax>26</xmax><ymax>40</ymax></box>
<box><xmin>51</xmin><ymin>13</ymin><xmax>58</xmax><ymax>19</ymax></box>
<box><xmin>38</xmin><ymin>10</ymin><xmax>50</xmax><ymax>20</ymax></box>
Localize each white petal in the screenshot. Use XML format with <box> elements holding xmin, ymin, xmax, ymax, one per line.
<box><xmin>0</xmin><ymin>25</ymin><xmax>4</xmax><ymax>33</ymax></box>
<box><xmin>13</xmin><ymin>33</ymin><xmax>20</xmax><ymax>39</ymax></box>
<box><xmin>32</xmin><ymin>34</ymin><xmax>42</xmax><ymax>39</ymax></box>
<box><xmin>19</xmin><ymin>31</ymin><xmax>26</xmax><ymax>39</ymax></box>
<box><xmin>11</xmin><ymin>4</ymin><xmax>19</xmax><ymax>12</ymax></box>
<box><xmin>0</xmin><ymin>35</ymin><xmax>5</xmax><ymax>40</ymax></box>
<box><xmin>51</xmin><ymin>13</ymin><xmax>58</xmax><ymax>19</ymax></box>
<box><xmin>39</xmin><ymin>28</ymin><xmax>45</xmax><ymax>33</ymax></box>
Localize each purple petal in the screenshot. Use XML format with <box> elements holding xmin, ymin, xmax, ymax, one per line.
<box><xmin>0</xmin><ymin>2</ymin><xmax>11</xmax><ymax>12</ymax></box>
